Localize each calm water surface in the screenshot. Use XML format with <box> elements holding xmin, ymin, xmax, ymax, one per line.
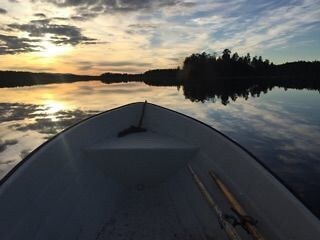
<box><xmin>1</xmin><ymin>81</ymin><xmax>319</xmax><ymax>216</ymax></box>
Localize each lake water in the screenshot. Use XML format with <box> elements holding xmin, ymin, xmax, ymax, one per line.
<box><xmin>1</xmin><ymin>81</ymin><xmax>319</xmax><ymax>217</ymax></box>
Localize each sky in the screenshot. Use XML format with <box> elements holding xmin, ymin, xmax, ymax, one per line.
<box><xmin>0</xmin><ymin>0</ymin><xmax>319</xmax><ymax>75</ymax></box>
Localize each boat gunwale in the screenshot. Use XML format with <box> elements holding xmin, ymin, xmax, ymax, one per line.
<box><xmin>0</xmin><ymin>101</ymin><xmax>317</xmax><ymax>219</ymax></box>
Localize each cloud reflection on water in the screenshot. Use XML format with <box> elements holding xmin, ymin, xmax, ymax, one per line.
<box><xmin>0</xmin><ymin>101</ymin><xmax>100</xmax><ymax>178</ymax></box>
<box><xmin>0</xmin><ymin>138</ymin><xmax>18</xmax><ymax>152</ymax></box>
<box><xmin>199</xmin><ymin>96</ymin><xmax>320</xmax><ymax>214</ymax></box>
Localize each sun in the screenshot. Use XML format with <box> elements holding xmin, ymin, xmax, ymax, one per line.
<box><xmin>38</xmin><ymin>41</ymin><xmax>71</xmax><ymax>58</ymax></box>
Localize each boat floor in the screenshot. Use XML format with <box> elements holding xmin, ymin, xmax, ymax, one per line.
<box><xmin>95</xmin><ymin>176</ymin><xmax>221</xmax><ymax>240</ymax></box>
<box><xmin>97</xmin><ymin>187</ymin><xmax>182</xmax><ymax>240</ymax></box>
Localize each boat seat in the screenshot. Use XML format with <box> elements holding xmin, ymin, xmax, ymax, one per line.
<box><xmin>84</xmin><ymin>131</ymin><xmax>199</xmax><ymax>186</ymax></box>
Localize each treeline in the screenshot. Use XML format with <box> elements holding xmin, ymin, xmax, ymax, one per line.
<box><xmin>100</xmin><ymin>69</ymin><xmax>181</xmax><ymax>86</ymax></box>
<box><xmin>182</xmin><ymin>49</ymin><xmax>270</xmax><ymax>80</ymax></box>
<box><xmin>0</xmin><ymin>71</ymin><xmax>97</xmax><ymax>87</ymax></box>
<box><xmin>181</xmin><ymin>49</ymin><xmax>320</xmax><ymax>103</ymax></box>
<box><xmin>0</xmin><ymin>69</ymin><xmax>181</xmax><ymax>88</ymax></box>
<box><xmin>182</xmin><ymin>49</ymin><xmax>319</xmax><ymax>81</ymax></box>
<box><xmin>142</xmin><ymin>69</ymin><xmax>182</xmax><ymax>86</ymax></box>
<box><xmin>99</xmin><ymin>72</ymin><xmax>142</xmax><ymax>83</ymax></box>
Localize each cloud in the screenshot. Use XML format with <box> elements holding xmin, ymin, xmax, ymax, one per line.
<box><xmin>5</xmin><ymin>65</ymin><xmax>55</xmax><ymax>72</ymax></box>
<box><xmin>70</xmin><ymin>13</ymin><xmax>98</xmax><ymax>21</ymax></box>
<box><xmin>32</xmin><ymin>0</ymin><xmax>193</xmax><ymax>17</ymax></box>
<box><xmin>126</xmin><ymin>23</ymin><xmax>158</xmax><ymax>35</ymax></box>
<box><xmin>42</xmin><ymin>0</ymin><xmax>175</xmax><ymax>9</ymax></box>
<box><xmin>179</xmin><ymin>1</ymin><xmax>196</xmax><ymax>7</ymax></box>
<box><xmin>128</xmin><ymin>23</ymin><xmax>157</xmax><ymax>29</ymax></box>
<box><xmin>185</xmin><ymin>0</ymin><xmax>320</xmax><ymax>54</ymax></box>
<box><xmin>0</xmin><ymin>17</ymin><xmax>98</xmax><ymax>55</ymax></box>
<box><xmin>75</xmin><ymin>60</ymin><xmax>152</xmax><ymax>72</ymax></box>
<box><xmin>98</xmin><ymin>66</ymin><xmax>145</xmax><ymax>73</ymax></box>
<box><xmin>0</xmin><ymin>34</ymin><xmax>40</xmax><ymax>55</ymax></box>
<box><xmin>34</xmin><ymin>13</ymin><xmax>47</xmax><ymax>18</ymax></box>
<box><xmin>0</xmin><ymin>8</ymin><xmax>7</xmax><ymax>14</ymax></box>
<box><xmin>98</xmin><ymin>60</ymin><xmax>151</xmax><ymax>67</ymax></box>
<box><xmin>8</xmin><ymin>18</ymin><xmax>97</xmax><ymax>45</ymax></box>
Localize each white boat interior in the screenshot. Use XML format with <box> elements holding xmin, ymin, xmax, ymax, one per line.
<box><xmin>0</xmin><ymin>102</ymin><xmax>319</xmax><ymax>240</ymax></box>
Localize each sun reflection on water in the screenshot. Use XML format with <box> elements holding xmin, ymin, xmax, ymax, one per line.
<box><xmin>44</xmin><ymin>100</ymin><xmax>65</xmax><ymax>114</ymax></box>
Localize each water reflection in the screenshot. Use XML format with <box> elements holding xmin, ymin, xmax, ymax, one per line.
<box><xmin>43</xmin><ymin>100</ymin><xmax>66</xmax><ymax>114</ymax></box>
<box><xmin>0</xmin><ymin>81</ymin><xmax>319</xmax><ymax>216</ymax></box>
<box><xmin>14</xmin><ymin>109</ymin><xmax>99</xmax><ymax>135</ymax></box>
<box><xmin>0</xmin><ymin>139</ymin><xmax>18</xmax><ymax>152</ymax></box>
<box><xmin>181</xmin><ymin>79</ymin><xmax>320</xmax><ymax>106</ymax></box>
<box><xmin>0</xmin><ymin>102</ymin><xmax>100</xmax><ymax>177</ymax></box>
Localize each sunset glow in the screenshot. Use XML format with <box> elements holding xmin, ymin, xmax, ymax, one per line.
<box><xmin>0</xmin><ymin>0</ymin><xmax>319</xmax><ymax>74</ymax></box>
<box><xmin>38</xmin><ymin>41</ymin><xmax>72</xmax><ymax>58</ymax></box>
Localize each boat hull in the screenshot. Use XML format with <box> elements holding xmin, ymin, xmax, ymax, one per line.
<box><xmin>0</xmin><ymin>102</ymin><xmax>319</xmax><ymax>240</ymax></box>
